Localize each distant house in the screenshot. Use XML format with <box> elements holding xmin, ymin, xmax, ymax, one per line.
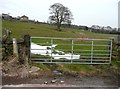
<box><xmin>79</xmin><ymin>25</ymin><xmax>88</xmax><ymax>30</ymax></box>
<box><xmin>2</xmin><ymin>13</ymin><xmax>12</xmax><ymax>20</ymax></box>
<box><xmin>20</xmin><ymin>15</ymin><xmax>29</xmax><ymax>21</ymax></box>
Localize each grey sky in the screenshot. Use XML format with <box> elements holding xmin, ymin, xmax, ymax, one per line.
<box><xmin>0</xmin><ymin>0</ymin><xmax>119</xmax><ymax>28</ymax></box>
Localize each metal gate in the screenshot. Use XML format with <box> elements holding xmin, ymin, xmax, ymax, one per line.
<box><xmin>31</xmin><ymin>37</ymin><xmax>112</xmax><ymax>64</ymax></box>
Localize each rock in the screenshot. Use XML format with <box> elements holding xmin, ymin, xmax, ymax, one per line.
<box><xmin>53</xmin><ymin>70</ymin><xmax>62</xmax><ymax>76</ymax></box>
<box><xmin>60</xmin><ymin>80</ymin><xmax>64</xmax><ymax>84</ymax></box>
<box><xmin>51</xmin><ymin>80</ymin><xmax>57</xmax><ymax>83</ymax></box>
<box><xmin>29</xmin><ymin>66</ymin><xmax>40</xmax><ymax>73</ymax></box>
<box><xmin>44</xmin><ymin>81</ymin><xmax>48</xmax><ymax>84</ymax></box>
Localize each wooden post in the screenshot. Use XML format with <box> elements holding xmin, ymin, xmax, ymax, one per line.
<box><xmin>23</xmin><ymin>35</ymin><xmax>30</xmax><ymax>59</ymax></box>
<box><xmin>23</xmin><ymin>35</ymin><xmax>30</xmax><ymax>77</ymax></box>
<box><xmin>13</xmin><ymin>38</ymin><xmax>19</xmax><ymax>59</ymax></box>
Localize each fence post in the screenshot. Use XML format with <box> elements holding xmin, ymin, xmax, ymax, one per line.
<box><xmin>109</xmin><ymin>39</ymin><xmax>113</xmax><ymax>63</ymax></box>
<box><xmin>91</xmin><ymin>41</ymin><xmax>94</xmax><ymax>63</ymax></box>
<box><xmin>24</xmin><ymin>35</ymin><xmax>31</xmax><ymax>59</ymax></box>
<box><xmin>118</xmin><ymin>28</ymin><xmax>120</xmax><ymax>44</ymax></box>
<box><xmin>50</xmin><ymin>39</ymin><xmax>53</xmax><ymax>63</ymax></box>
<box><xmin>71</xmin><ymin>39</ymin><xmax>74</xmax><ymax>63</ymax></box>
<box><xmin>13</xmin><ymin>38</ymin><xmax>19</xmax><ymax>59</ymax></box>
<box><xmin>23</xmin><ymin>35</ymin><xmax>30</xmax><ymax>77</ymax></box>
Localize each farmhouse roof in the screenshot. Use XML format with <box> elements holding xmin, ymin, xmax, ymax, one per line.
<box><xmin>21</xmin><ymin>15</ymin><xmax>28</xmax><ymax>18</ymax></box>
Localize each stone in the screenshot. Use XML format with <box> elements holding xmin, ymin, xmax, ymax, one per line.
<box><xmin>53</xmin><ymin>70</ymin><xmax>62</xmax><ymax>76</ymax></box>
<box><xmin>44</xmin><ymin>81</ymin><xmax>48</xmax><ymax>84</ymax></box>
<box><xmin>29</xmin><ymin>66</ymin><xmax>40</xmax><ymax>73</ymax></box>
<box><xmin>51</xmin><ymin>80</ymin><xmax>56</xmax><ymax>83</ymax></box>
<box><xmin>60</xmin><ymin>80</ymin><xmax>64</xmax><ymax>84</ymax></box>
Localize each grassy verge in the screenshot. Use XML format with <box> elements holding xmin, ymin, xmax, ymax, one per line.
<box><xmin>112</xmin><ymin>60</ymin><xmax>120</xmax><ymax>70</ymax></box>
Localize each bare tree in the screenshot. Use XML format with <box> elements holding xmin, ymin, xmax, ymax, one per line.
<box><xmin>49</xmin><ymin>3</ymin><xmax>73</xmax><ymax>31</ymax></box>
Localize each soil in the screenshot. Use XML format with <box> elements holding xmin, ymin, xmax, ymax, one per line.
<box><xmin>1</xmin><ymin>57</ymin><xmax>120</xmax><ymax>89</ymax></box>
<box><xmin>2</xmin><ymin>73</ymin><xmax>119</xmax><ymax>89</ymax></box>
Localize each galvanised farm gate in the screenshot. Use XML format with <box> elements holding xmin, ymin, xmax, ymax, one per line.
<box><xmin>30</xmin><ymin>37</ymin><xmax>112</xmax><ymax>64</ymax></box>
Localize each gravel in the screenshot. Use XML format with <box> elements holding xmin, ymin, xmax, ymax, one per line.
<box><xmin>2</xmin><ymin>75</ymin><xmax>119</xmax><ymax>89</ymax></box>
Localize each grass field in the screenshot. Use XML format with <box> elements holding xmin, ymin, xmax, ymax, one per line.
<box><xmin>2</xmin><ymin>20</ymin><xmax>119</xmax><ymax>75</ymax></box>
<box><xmin>2</xmin><ymin>20</ymin><xmax>115</xmax><ymax>60</ymax></box>
<box><xmin>2</xmin><ymin>20</ymin><xmax>116</xmax><ymax>39</ymax></box>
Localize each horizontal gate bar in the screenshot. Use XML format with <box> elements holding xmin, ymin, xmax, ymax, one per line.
<box><xmin>33</xmin><ymin>61</ymin><xmax>110</xmax><ymax>64</ymax></box>
<box><xmin>31</xmin><ymin>37</ymin><xmax>112</xmax><ymax>41</ymax></box>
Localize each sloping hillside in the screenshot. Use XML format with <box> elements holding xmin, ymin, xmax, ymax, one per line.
<box><xmin>2</xmin><ymin>20</ymin><xmax>116</xmax><ymax>39</ymax></box>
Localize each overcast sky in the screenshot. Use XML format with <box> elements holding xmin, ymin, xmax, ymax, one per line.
<box><xmin>0</xmin><ymin>0</ymin><xmax>119</xmax><ymax>28</ymax></box>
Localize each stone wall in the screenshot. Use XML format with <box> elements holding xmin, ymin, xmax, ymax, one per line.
<box><xmin>2</xmin><ymin>30</ymin><xmax>30</xmax><ymax>65</ymax></box>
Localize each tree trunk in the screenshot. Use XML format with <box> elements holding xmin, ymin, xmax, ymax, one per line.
<box><xmin>57</xmin><ymin>23</ymin><xmax>61</xmax><ymax>31</ymax></box>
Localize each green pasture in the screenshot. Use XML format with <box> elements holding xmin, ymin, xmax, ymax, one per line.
<box><xmin>2</xmin><ymin>20</ymin><xmax>116</xmax><ymax>39</ymax></box>
<box><xmin>3</xmin><ymin>20</ymin><xmax>119</xmax><ymax>74</ymax></box>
